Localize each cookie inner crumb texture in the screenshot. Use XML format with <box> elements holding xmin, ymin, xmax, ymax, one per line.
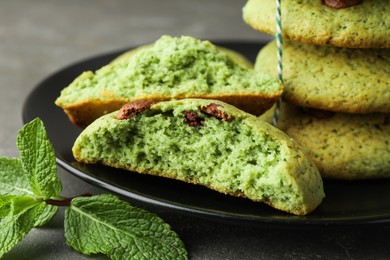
<box><xmin>73</xmin><ymin>100</ymin><xmax>324</xmax><ymax>215</ymax></box>
<box><xmin>57</xmin><ymin>35</ymin><xmax>279</xmax><ymax>105</ymax></box>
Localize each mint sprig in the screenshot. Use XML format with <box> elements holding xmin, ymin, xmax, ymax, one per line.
<box><xmin>0</xmin><ymin>118</ymin><xmax>188</xmax><ymax>259</ymax></box>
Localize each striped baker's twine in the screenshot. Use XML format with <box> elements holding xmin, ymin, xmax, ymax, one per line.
<box><xmin>272</xmin><ymin>0</ymin><xmax>283</xmax><ymax>127</ymax></box>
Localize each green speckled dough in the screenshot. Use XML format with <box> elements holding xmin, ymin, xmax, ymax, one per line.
<box><xmin>110</xmin><ymin>43</ymin><xmax>254</xmax><ymax>69</ymax></box>
<box><xmin>55</xmin><ymin>35</ymin><xmax>282</xmax><ymax>127</ymax></box>
<box><xmin>243</xmin><ymin>0</ymin><xmax>390</xmax><ymax>48</ymax></box>
<box><xmin>255</xmin><ymin>40</ymin><xmax>390</xmax><ymax>114</ymax></box>
<box><xmin>73</xmin><ymin>99</ymin><xmax>324</xmax><ymax>215</ymax></box>
<box><xmin>261</xmin><ymin>103</ymin><xmax>390</xmax><ymax>180</ymax></box>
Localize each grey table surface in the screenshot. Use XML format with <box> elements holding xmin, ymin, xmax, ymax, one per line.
<box><xmin>0</xmin><ymin>0</ymin><xmax>389</xmax><ymax>259</ymax></box>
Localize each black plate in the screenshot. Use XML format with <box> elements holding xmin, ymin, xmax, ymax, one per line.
<box><xmin>22</xmin><ymin>41</ymin><xmax>390</xmax><ymax>226</ymax></box>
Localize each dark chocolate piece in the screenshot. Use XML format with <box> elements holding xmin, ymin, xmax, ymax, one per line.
<box><xmin>201</xmin><ymin>103</ymin><xmax>234</xmax><ymax>122</ymax></box>
<box><xmin>117</xmin><ymin>100</ymin><xmax>155</xmax><ymax>120</ymax></box>
<box><xmin>184</xmin><ymin>111</ymin><xmax>204</xmax><ymax>127</ymax></box>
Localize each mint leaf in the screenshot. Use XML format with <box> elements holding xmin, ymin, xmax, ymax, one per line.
<box><xmin>16</xmin><ymin>118</ymin><xmax>62</xmax><ymax>199</ymax></box>
<box><xmin>33</xmin><ymin>205</ymin><xmax>58</xmax><ymax>227</ymax></box>
<box><xmin>0</xmin><ymin>157</ymin><xmax>33</xmax><ymax>196</ymax></box>
<box><xmin>0</xmin><ymin>195</ymin><xmax>47</xmax><ymax>257</ymax></box>
<box><xmin>0</xmin><ymin>157</ymin><xmax>58</xmax><ymax>227</ymax></box>
<box><xmin>64</xmin><ymin>194</ymin><xmax>187</xmax><ymax>259</ymax></box>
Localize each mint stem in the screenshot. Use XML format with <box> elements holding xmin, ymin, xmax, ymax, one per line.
<box><xmin>44</xmin><ymin>192</ymin><xmax>93</xmax><ymax>206</ymax></box>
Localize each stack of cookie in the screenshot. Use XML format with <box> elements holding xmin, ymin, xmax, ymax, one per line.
<box><xmin>243</xmin><ymin>0</ymin><xmax>390</xmax><ymax>179</ymax></box>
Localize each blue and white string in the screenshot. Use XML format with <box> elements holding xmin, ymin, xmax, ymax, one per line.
<box><xmin>272</xmin><ymin>0</ymin><xmax>283</xmax><ymax>127</ymax></box>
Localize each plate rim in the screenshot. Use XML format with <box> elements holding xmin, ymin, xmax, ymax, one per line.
<box><xmin>55</xmin><ymin>157</ymin><xmax>390</xmax><ymax>227</ymax></box>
